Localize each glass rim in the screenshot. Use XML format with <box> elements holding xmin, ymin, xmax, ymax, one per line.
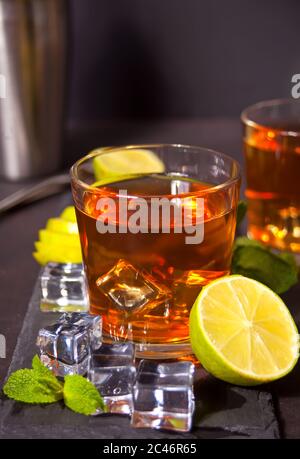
<box><xmin>70</xmin><ymin>143</ymin><xmax>241</xmax><ymax>198</ymax></box>
<box><xmin>241</xmin><ymin>98</ymin><xmax>300</xmax><ymax>137</ymax></box>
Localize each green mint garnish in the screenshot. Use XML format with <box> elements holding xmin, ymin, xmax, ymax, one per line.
<box><xmin>232</xmin><ymin>237</ymin><xmax>298</xmax><ymax>294</ymax></box>
<box><xmin>234</xmin><ymin>236</ymin><xmax>262</xmax><ymax>249</ymax></box>
<box><xmin>237</xmin><ymin>200</ymin><xmax>247</xmax><ymax>227</ymax></box>
<box><xmin>3</xmin><ymin>355</ymin><xmax>106</xmax><ymax>416</ymax></box>
<box><xmin>32</xmin><ymin>354</ymin><xmax>58</xmax><ymax>378</ymax></box>
<box><xmin>64</xmin><ymin>375</ymin><xmax>106</xmax><ymax>416</ymax></box>
<box><xmin>278</xmin><ymin>251</ymin><xmax>298</xmax><ymax>271</ymax></box>
<box><xmin>3</xmin><ymin>368</ymin><xmax>63</xmax><ymax>404</ymax></box>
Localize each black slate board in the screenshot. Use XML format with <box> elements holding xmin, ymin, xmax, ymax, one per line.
<box><xmin>0</xmin><ymin>279</ymin><xmax>280</xmax><ymax>439</ymax></box>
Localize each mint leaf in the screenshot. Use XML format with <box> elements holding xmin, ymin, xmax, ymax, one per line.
<box><xmin>232</xmin><ymin>243</ymin><xmax>298</xmax><ymax>294</ymax></box>
<box><xmin>278</xmin><ymin>252</ymin><xmax>298</xmax><ymax>271</ymax></box>
<box><xmin>3</xmin><ymin>368</ymin><xmax>63</xmax><ymax>404</ymax></box>
<box><xmin>234</xmin><ymin>236</ymin><xmax>264</xmax><ymax>249</ymax></box>
<box><xmin>237</xmin><ymin>201</ymin><xmax>247</xmax><ymax>226</ymax></box>
<box><xmin>32</xmin><ymin>355</ymin><xmax>54</xmax><ymax>378</ymax></box>
<box><xmin>63</xmin><ymin>375</ymin><xmax>106</xmax><ymax>415</ymax></box>
<box><xmin>31</xmin><ymin>355</ymin><xmax>63</xmax><ymax>391</ymax></box>
<box><xmin>32</xmin><ymin>354</ymin><xmax>48</xmax><ymax>373</ymax></box>
<box><xmin>3</xmin><ymin>357</ymin><xmax>104</xmax><ymax>416</ymax></box>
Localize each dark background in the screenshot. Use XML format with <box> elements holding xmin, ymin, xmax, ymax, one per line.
<box><xmin>68</xmin><ymin>0</ymin><xmax>300</xmax><ymax>123</ymax></box>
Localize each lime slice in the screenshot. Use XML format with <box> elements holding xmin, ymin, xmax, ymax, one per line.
<box><xmin>189</xmin><ymin>275</ymin><xmax>299</xmax><ymax>385</ymax></box>
<box><xmin>34</xmin><ymin>241</ymin><xmax>82</xmax><ymax>265</ymax></box>
<box><xmin>46</xmin><ymin>218</ymin><xmax>78</xmax><ymax>235</ymax></box>
<box><xmin>92</xmin><ymin>148</ymin><xmax>165</xmax><ymax>181</ymax></box>
<box><xmin>39</xmin><ymin>229</ymin><xmax>80</xmax><ymax>248</ymax></box>
<box><xmin>60</xmin><ymin>206</ymin><xmax>77</xmax><ymax>223</ymax></box>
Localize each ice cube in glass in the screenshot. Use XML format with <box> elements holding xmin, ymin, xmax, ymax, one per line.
<box><xmin>96</xmin><ymin>259</ymin><xmax>171</xmax><ymax>313</ymax></box>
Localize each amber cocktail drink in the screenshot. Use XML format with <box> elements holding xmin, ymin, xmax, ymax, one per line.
<box><xmin>242</xmin><ymin>99</ymin><xmax>300</xmax><ymax>253</ymax></box>
<box><xmin>71</xmin><ymin>145</ymin><xmax>240</xmax><ymax>357</ymax></box>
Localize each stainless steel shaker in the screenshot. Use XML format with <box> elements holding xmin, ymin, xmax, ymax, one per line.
<box><xmin>0</xmin><ymin>0</ymin><xmax>68</xmax><ymax>181</ymax></box>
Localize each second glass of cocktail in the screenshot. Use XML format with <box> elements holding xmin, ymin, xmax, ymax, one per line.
<box><xmin>71</xmin><ymin>145</ymin><xmax>240</xmax><ymax>358</ymax></box>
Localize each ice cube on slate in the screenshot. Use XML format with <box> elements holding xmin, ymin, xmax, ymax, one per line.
<box><xmin>96</xmin><ymin>259</ymin><xmax>171</xmax><ymax>312</ymax></box>
<box><xmin>57</xmin><ymin>312</ymin><xmax>102</xmax><ymax>351</ymax></box>
<box><xmin>37</xmin><ymin>312</ymin><xmax>102</xmax><ymax>377</ymax></box>
<box><xmin>131</xmin><ymin>360</ymin><xmax>195</xmax><ymax>432</ymax></box>
<box><xmin>88</xmin><ymin>342</ymin><xmax>136</xmax><ymax>415</ymax></box>
<box><xmin>39</xmin><ymin>263</ymin><xmax>88</xmax><ymax>312</ymax></box>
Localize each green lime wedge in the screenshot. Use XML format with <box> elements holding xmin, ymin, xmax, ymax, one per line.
<box><xmin>92</xmin><ymin>148</ymin><xmax>165</xmax><ymax>181</ymax></box>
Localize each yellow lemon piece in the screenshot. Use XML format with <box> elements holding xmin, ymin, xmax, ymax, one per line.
<box><xmin>190</xmin><ymin>275</ymin><xmax>299</xmax><ymax>386</ymax></box>
<box><xmin>39</xmin><ymin>229</ymin><xmax>80</xmax><ymax>248</ymax></box>
<box><xmin>33</xmin><ymin>251</ymin><xmax>47</xmax><ymax>265</ymax></box>
<box><xmin>34</xmin><ymin>241</ymin><xmax>82</xmax><ymax>265</ymax></box>
<box><xmin>46</xmin><ymin>218</ymin><xmax>78</xmax><ymax>235</ymax></box>
<box><xmin>60</xmin><ymin>206</ymin><xmax>77</xmax><ymax>223</ymax></box>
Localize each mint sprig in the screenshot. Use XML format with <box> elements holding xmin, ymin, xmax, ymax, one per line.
<box><xmin>232</xmin><ymin>237</ymin><xmax>298</xmax><ymax>294</ymax></box>
<box><xmin>3</xmin><ymin>355</ymin><xmax>105</xmax><ymax>416</ymax></box>
<box><xmin>3</xmin><ymin>368</ymin><xmax>63</xmax><ymax>404</ymax></box>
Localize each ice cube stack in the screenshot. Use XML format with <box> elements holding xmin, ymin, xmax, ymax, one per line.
<box><xmin>37</xmin><ymin>312</ymin><xmax>195</xmax><ymax>432</ymax></box>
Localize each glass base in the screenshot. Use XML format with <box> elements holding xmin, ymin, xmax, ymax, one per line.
<box><xmin>103</xmin><ymin>335</ymin><xmax>192</xmax><ymax>359</ymax></box>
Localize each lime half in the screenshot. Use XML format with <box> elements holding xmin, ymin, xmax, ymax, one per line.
<box><xmin>189</xmin><ymin>275</ymin><xmax>299</xmax><ymax>385</ymax></box>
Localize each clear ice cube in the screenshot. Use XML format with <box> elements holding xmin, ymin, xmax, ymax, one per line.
<box><xmin>37</xmin><ymin>312</ymin><xmax>102</xmax><ymax>377</ymax></box>
<box><xmin>88</xmin><ymin>342</ymin><xmax>136</xmax><ymax>415</ymax></box>
<box><xmin>39</xmin><ymin>263</ymin><xmax>89</xmax><ymax>312</ymax></box>
<box><xmin>131</xmin><ymin>360</ymin><xmax>195</xmax><ymax>432</ymax></box>
<box><xmin>96</xmin><ymin>259</ymin><xmax>171</xmax><ymax>312</ymax></box>
<box><xmin>57</xmin><ymin>313</ymin><xmax>102</xmax><ymax>351</ymax></box>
